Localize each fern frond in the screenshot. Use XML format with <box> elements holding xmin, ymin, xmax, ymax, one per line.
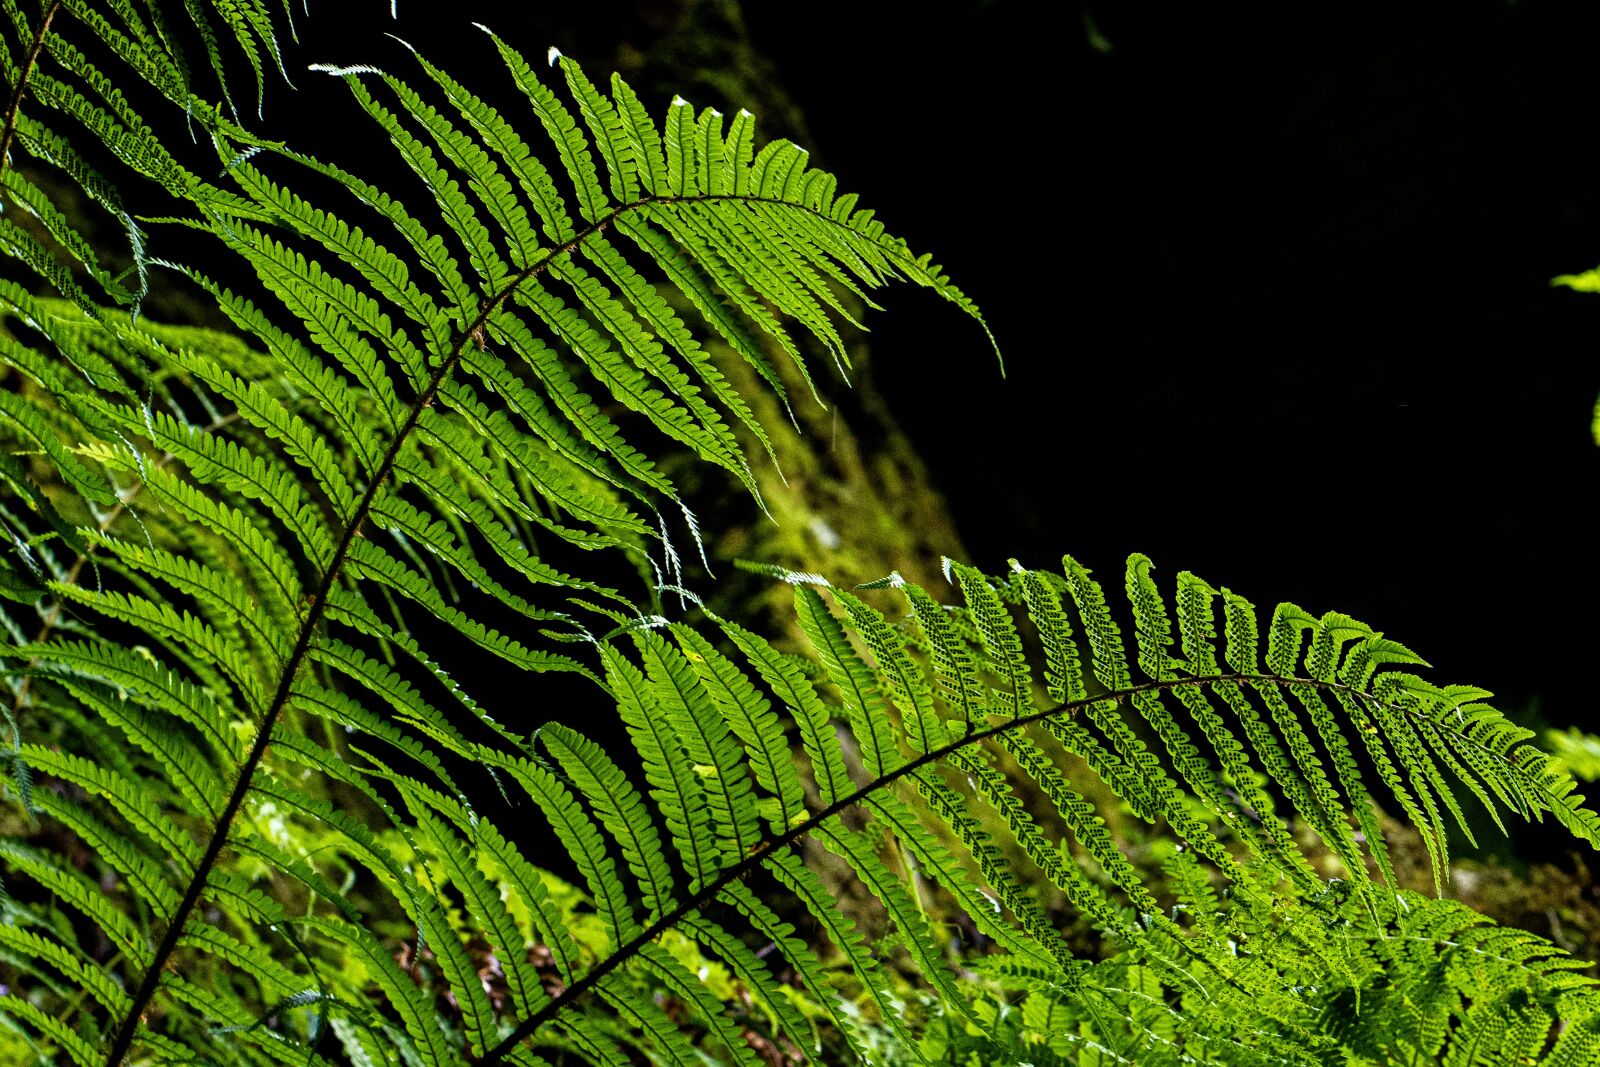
<box><xmin>460</xmin><ymin>553</ymin><xmax>1600</xmax><ymax>1064</ymax></box>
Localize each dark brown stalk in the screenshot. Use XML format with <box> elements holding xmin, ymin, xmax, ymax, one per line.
<box><xmin>0</xmin><ymin>0</ymin><xmax>62</xmax><ymax>178</ymax></box>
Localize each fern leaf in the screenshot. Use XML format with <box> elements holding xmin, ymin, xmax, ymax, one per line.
<box><xmin>1172</xmin><ymin>571</ymin><xmax>1323</xmax><ymax>891</ymax></box>
<box><xmin>581</xmin><ymin>233</ymin><xmax>779</xmax><ymax>465</ymax></box>
<box><xmin>676</xmin><ymin>917</ymin><xmax>817</xmax><ymax>1053</ymax></box>
<box><xmin>484</xmin><ymin>304</ymin><xmax>675</xmax><ymax>495</ymax></box>
<box><xmin>479</xmin><ymin>749</ymin><xmax>639</xmax><ymax>945</ymax></box>
<box><xmin>901</xmin><ymin>580</ymin><xmax>990</xmax><ymax>730</ymax></box>
<box><xmin>765</xmin><ymin>846</ymin><xmax>929</xmax><ymax>1064</ymax></box>
<box><xmin>793</xmin><ymin>584</ymin><xmax>901</xmax><ymax>777</ymax></box>
<box><xmin>17</xmin><ymin>637</ymin><xmax>238</xmax><ymax>757</ymax></box>
<box><xmin>0</xmin><ymin>837</ymin><xmax>152</xmax><ymax>964</ymax></box>
<box><xmin>831</xmin><ymin>587</ymin><xmax>949</xmax><ymax>754</ymax></box>
<box><xmin>404</xmin><ymin>802</ymin><xmax>529</xmax><ymax>1056</ymax></box>
<box><xmin>613</xmin><ymin>212</ymin><xmax>795</xmax><ymax>414</ymax></box>
<box><xmin>218</xmin><ymin>152</ymin><xmax>453</xmax><ymax>353</ymax></box>
<box><xmin>639</xmin><ymin>206</ymin><xmax>823</xmax><ymax>398</ymax></box>
<box><xmin>814</xmin><ymin>821</ymin><xmax>974</xmax><ymax>1023</ymax></box>
<box><xmin>23</xmin><ymin>786</ymin><xmax>180</xmax><ymax>915</ymax></box>
<box><xmin>10</xmin><ymin>11</ymin><xmax>1590</xmax><ymax>1061</ymax></box>
<box><xmin>633</xmin><ymin>630</ymin><xmax>762</xmax><ymax>867</ymax></box>
<box><xmin>485</xmin><ymin>30</ymin><xmax>608</xmax><ymax>224</ymax></box>
<box><xmin>339</xmin><ymin>71</ymin><xmax>508</xmax><ymax>292</ymax></box>
<box><xmin>539</xmin><ymin>722</ymin><xmax>677</xmax><ymax>923</ymax></box>
<box><xmin>56</xmin><ymin>677</ymin><xmax>225</xmax><ymax>817</ymax></box>
<box><xmin>382</xmin><ymin>59</ymin><xmax>542</xmax><ymax>269</ymax></box>
<box><xmin>952</xmin><ymin>562</ymin><xmax>1032</xmax><ymax>717</ymax></box>
<box><xmin>208</xmin><ymin>224</ymin><xmax>410</xmax><ymax>433</ymax></box>
<box><xmin>298</xmin><ymin>916</ymin><xmax>458</xmax><ymax>1067</ymax></box>
<box><xmin>600</xmin><ymin>643</ymin><xmax>718</xmax><ymax>889</ymax></box>
<box><xmin>671</xmin><ymin>624</ymin><xmax>806</xmax><ymax>831</ymax></box>
<box><xmin>545</xmin><ymin>258</ymin><xmax>754</xmax><ymax>490</ymax></box>
<box><xmin>555</xmin><ymin>54</ymin><xmax>637</xmax><ymax>205</ymax></box>
<box><xmin>0</xmin><ymin>993</ymin><xmax>103</xmax><ymax>1066</ymax></box>
<box><xmin>0</xmin><ymin>924</ymin><xmax>131</xmax><ymax>1016</ymax></box>
<box><xmin>411</xmin><ymin>46</ymin><xmax>574</xmax><ymax>244</ymax></box>
<box><xmin>636</xmin><ymin>941</ymin><xmax>769</xmax><ymax>1067</ymax></box>
<box><xmin>717</xmin><ymin>615</ymin><xmax>853</xmax><ymax>806</ymax></box>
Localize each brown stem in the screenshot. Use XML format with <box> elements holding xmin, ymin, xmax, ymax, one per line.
<box><xmin>100</xmin><ymin>217</ymin><xmax>608</xmax><ymax>1065</ymax></box>
<box><xmin>0</xmin><ymin>0</ymin><xmax>62</xmax><ymax>178</ymax></box>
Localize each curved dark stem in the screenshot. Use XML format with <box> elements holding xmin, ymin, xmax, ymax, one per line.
<box><xmin>100</xmin><ymin>188</ymin><xmax>867</xmax><ymax>1065</ymax></box>
<box><xmin>477</xmin><ymin>670</ymin><xmax>1384</xmax><ymax>1064</ymax></box>
<box><xmin>0</xmin><ymin>0</ymin><xmax>61</xmax><ymax>177</ymax></box>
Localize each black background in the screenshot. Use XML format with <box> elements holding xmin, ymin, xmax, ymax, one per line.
<box><xmin>275</xmin><ymin>2</ymin><xmax>1600</xmax><ymax>741</ymax></box>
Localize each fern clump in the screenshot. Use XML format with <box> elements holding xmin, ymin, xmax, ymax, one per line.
<box><xmin>1</xmin><ymin>4</ymin><xmax>1597</xmax><ymax>1065</ymax></box>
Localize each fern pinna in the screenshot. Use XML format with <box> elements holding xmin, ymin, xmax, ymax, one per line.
<box><xmin>2</xmin><ymin>8</ymin><xmax>1599</xmax><ymax>1066</ymax></box>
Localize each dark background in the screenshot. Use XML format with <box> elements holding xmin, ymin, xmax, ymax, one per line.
<box><xmin>742</xmin><ymin>2</ymin><xmax>1600</xmax><ymax>738</ymax></box>
<box><xmin>276</xmin><ymin>2</ymin><xmax>1600</xmax><ymax>737</ymax></box>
